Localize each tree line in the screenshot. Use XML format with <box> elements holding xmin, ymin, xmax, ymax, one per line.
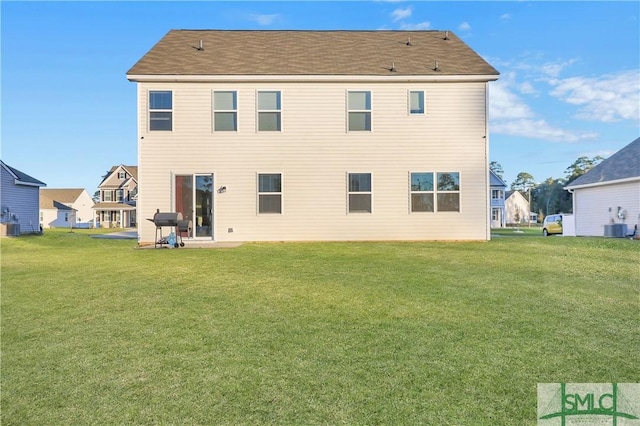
<box><xmin>490</xmin><ymin>156</ymin><xmax>604</xmax><ymax>220</ymax></box>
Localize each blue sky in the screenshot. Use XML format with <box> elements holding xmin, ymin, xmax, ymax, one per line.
<box><xmin>2</xmin><ymin>1</ymin><xmax>639</xmax><ymax>193</ymax></box>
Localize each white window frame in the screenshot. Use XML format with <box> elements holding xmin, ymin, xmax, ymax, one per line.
<box><xmin>148</xmin><ymin>90</ymin><xmax>173</xmax><ymax>131</ymax></box>
<box><xmin>257</xmin><ymin>91</ymin><xmax>282</xmax><ymax>132</ymax></box>
<box><xmin>257</xmin><ymin>173</ymin><xmax>282</xmax><ymax>214</ymax></box>
<box><xmin>213</xmin><ymin>90</ymin><xmax>238</xmax><ymax>132</ymax></box>
<box><xmin>409</xmin><ymin>172</ymin><xmax>435</xmax><ymax>213</ymax></box>
<box><xmin>347</xmin><ymin>172</ymin><xmax>372</xmax><ymax>213</ymax></box>
<box><xmin>347</xmin><ymin>91</ymin><xmax>372</xmax><ymax>132</ymax></box>
<box><xmin>491</xmin><ymin>189</ymin><xmax>504</xmax><ymax>200</ymax></box>
<box><xmin>408</xmin><ymin>90</ymin><xmax>425</xmax><ymax>115</ymax></box>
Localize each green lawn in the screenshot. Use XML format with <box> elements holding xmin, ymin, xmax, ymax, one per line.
<box><xmin>2</xmin><ymin>230</ymin><xmax>638</xmax><ymax>425</ymax></box>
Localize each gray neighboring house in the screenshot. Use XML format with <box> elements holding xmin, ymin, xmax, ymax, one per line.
<box><xmin>1</xmin><ymin>160</ymin><xmax>47</xmax><ymax>235</ymax></box>
<box><xmin>565</xmin><ymin>137</ymin><xmax>640</xmax><ymax>237</ymax></box>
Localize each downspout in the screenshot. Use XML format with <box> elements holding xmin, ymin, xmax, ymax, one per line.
<box><xmin>484</xmin><ymin>82</ymin><xmax>490</xmax><ymax>241</ymax></box>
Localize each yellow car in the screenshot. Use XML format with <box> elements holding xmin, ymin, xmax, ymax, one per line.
<box><xmin>542</xmin><ymin>214</ymin><xmax>563</xmax><ymax>236</ymax></box>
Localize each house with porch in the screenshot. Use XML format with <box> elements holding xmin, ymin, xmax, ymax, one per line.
<box><xmin>127</xmin><ymin>30</ymin><xmax>499</xmax><ymax>244</ymax></box>
<box><xmin>1</xmin><ymin>160</ymin><xmax>46</xmax><ymax>235</ymax></box>
<box><xmin>40</xmin><ymin>188</ymin><xmax>95</xmax><ymax>229</ymax></box>
<box><xmin>92</xmin><ymin>165</ymin><xmax>137</xmax><ymax>228</ymax></box>
<box><xmin>490</xmin><ymin>170</ymin><xmax>507</xmax><ymax>228</ymax></box>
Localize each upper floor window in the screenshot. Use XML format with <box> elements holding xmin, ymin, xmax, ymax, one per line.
<box><xmin>118</xmin><ymin>172</ymin><xmax>127</xmax><ymax>179</ymax></box>
<box><xmin>409</xmin><ymin>91</ymin><xmax>425</xmax><ymax>114</ymax></box>
<box><xmin>348</xmin><ymin>173</ymin><xmax>372</xmax><ymax>213</ymax></box>
<box><xmin>257</xmin><ymin>91</ymin><xmax>281</xmax><ymax>131</ymax></box>
<box><xmin>258</xmin><ymin>173</ymin><xmax>282</xmax><ymax>214</ymax></box>
<box><xmin>437</xmin><ymin>172</ymin><xmax>460</xmax><ymax>212</ymax></box>
<box><xmin>149</xmin><ymin>91</ymin><xmax>172</xmax><ymax>131</ymax></box>
<box><xmin>214</xmin><ymin>91</ymin><xmax>237</xmax><ymax>131</ymax></box>
<box><xmin>348</xmin><ymin>91</ymin><xmax>371</xmax><ymax>131</ymax></box>
<box><xmin>410</xmin><ymin>172</ymin><xmax>434</xmax><ymax>212</ymax></box>
<box><xmin>103</xmin><ymin>191</ymin><xmax>112</xmax><ymax>202</ymax></box>
<box><xmin>491</xmin><ymin>189</ymin><xmax>504</xmax><ymax>200</ymax></box>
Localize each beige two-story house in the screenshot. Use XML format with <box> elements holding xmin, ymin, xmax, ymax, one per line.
<box><xmin>92</xmin><ymin>165</ymin><xmax>137</xmax><ymax>228</ymax></box>
<box><xmin>127</xmin><ymin>30</ymin><xmax>499</xmax><ymax>244</ymax></box>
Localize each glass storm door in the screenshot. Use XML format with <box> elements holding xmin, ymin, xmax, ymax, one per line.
<box><xmin>175</xmin><ymin>174</ymin><xmax>214</xmax><ymax>239</ymax></box>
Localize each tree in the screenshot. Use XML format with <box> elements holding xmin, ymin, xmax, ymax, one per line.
<box><xmin>510</xmin><ymin>172</ymin><xmax>536</xmax><ymax>192</ymax></box>
<box><xmin>564</xmin><ymin>156</ymin><xmax>604</xmax><ymax>185</ymax></box>
<box><xmin>92</xmin><ymin>190</ymin><xmax>100</xmax><ymax>203</ymax></box>
<box><xmin>489</xmin><ymin>161</ymin><xmax>504</xmax><ymax>180</ymax></box>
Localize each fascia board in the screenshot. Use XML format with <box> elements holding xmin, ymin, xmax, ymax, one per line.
<box><xmin>564</xmin><ymin>176</ymin><xmax>640</xmax><ymax>191</ymax></box>
<box><xmin>127</xmin><ymin>74</ymin><xmax>499</xmax><ymax>83</ymax></box>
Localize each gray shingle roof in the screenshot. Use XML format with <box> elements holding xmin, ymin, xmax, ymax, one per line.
<box><xmin>1</xmin><ymin>160</ymin><xmax>46</xmax><ymax>186</ymax></box>
<box><xmin>127</xmin><ymin>30</ymin><xmax>499</xmax><ymax>77</ymax></box>
<box><xmin>566</xmin><ymin>137</ymin><xmax>640</xmax><ymax>188</ymax></box>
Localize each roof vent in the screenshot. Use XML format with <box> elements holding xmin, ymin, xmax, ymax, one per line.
<box><xmin>196</xmin><ymin>40</ymin><xmax>204</xmax><ymax>51</ymax></box>
<box><xmin>433</xmin><ymin>61</ymin><xmax>440</xmax><ymax>71</ymax></box>
<box><xmin>406</xmin><ymin>37</ymin><xmax>412</xmax><ymax>46</ymax></box>
<box><xmin>390</xmin><ymin>61</ymin><xmax>397</xmax><ymax>72</ymax></box>
<box><xmin>444</xmin><ymin>31</ymin><xmax>449</xmax><ymax>40</ymax></box>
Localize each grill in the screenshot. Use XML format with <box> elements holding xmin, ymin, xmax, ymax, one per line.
<box><xmin>149</xmin><ymin>211</ymin><xmax>189</xmax><ymax>248</ymax></box>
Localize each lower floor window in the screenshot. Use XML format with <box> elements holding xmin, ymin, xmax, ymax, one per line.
<box><xmin>348</xmin><ymin>173</ymin><xmax>372</xmax><ymax>213</ymax></box>
<box><xmin>258</xmin><ymin>173</ymin><xmax>282</xmax><ymax>214</ymax></box>
<box><xmin>437</xmin><ymin>172</ymin><xmax>460</xmax><ymax>212</ymax></box>
<box><xmin>410</xmin><ymin>172</ymin><xmax>460</xmax><ymax>212</ymax></box>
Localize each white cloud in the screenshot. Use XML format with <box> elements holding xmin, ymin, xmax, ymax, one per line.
<box><xmin>248</xmin><ymin>14</ymin><xmax>281</xmax><ymax>26</ymax></box>
<box><xmin>518</xmin><ymin>81</ymin><xmax>537</xmax><ymax>95</ymax></box>
<box><xmin>399</xmin><ymin>21</ymin><xmax>431</xmax><ymax>30</ymax></box>
<box><xmin>490</xmin><ymin>81</ymin><xmax>533</xmax><ymax>120</ymax></box>
<box><xmin>490</xmin><ymin>80</ymin><xmax>598</xmax><ymax>142</ymax></box>
<box><xmin>548</xmin><ymin>70</ymin><xmax>640</xmax><ymax>122</ymax></box>
<box><xmin>500</xmin><ymin>13</ymin><xmax>511</xmax><ymax>21</ymax></box>
<box><xmin>391</xmin><ymin>6</ymin><xmax>412</xmax><ymax>22</ymax></box>
<box><xmin>491</xmin><ymin>119</ymin><xmax>597</xmax><ymax>142</ymax></box>
<box><xmin>540</xmin><ymin>59</ymin><xmax>578</xmax><ymax>78</ymax></box>
<box><xmin>458</xmin><ymin>22</ymin><xmax>471</xmax><ymax>32</ymax></box>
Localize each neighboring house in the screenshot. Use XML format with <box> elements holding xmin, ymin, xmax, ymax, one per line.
<box><xmin>490</xmin><ymin>170</ymin><xmax>507</xmax><ymax>228</ymax></box>
<box><xmin>127</xmin><ymin>30</ymin><xmax>499</xmax><ymax>244</ymax></box>
<box><xmin>40</xmin><ymin>188</ymin><xmax>95</xmax><ymax>229</ymax></box>
<box><xmin>505</xmin><ymin>191</ymin><xmax>530</xmax><ymax>225</ymax></box>
<box><xmin>1</xmin><ymin>160</ymin><xmax>46</xmax><ymax>235</ymax></box>
<box><xmin>92</xmin><ymin>165</ymin><xmax>138</xmax><ymax>228</ymax></box>
<box><xmin>565</xmin><ymin>137</ymin><xmax>640</xmax><ymax>237</ymax></box>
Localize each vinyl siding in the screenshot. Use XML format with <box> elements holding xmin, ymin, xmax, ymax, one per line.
<box><xmin>574</xmin><ymin>181</ymin><xmax>640</xmax><ymax>236</ymax></box>
<box><xmin>137</xmin><ymin>81</ymin><xmax>490</xmax><ymax>243</ymax></box>
<box><xmin>1</xmin><ymin>168</ymin><xmax>41</xmax><ymax>234</ymax></box>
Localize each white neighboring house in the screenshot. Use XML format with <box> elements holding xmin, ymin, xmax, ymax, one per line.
<box><xmin>127</xmin><ymin>30</ymin><xmax>500</xmax><ymax>244</ymax></box>
<box><xmin>489</xmin><ymin>170</ymin><xmax>507</xmax><ymax>228</ymax></box>
<box><xmin>0</xmin><ymin>160</ymin><xmax>47</xmax><ymax>235</ymax></box>
<box><xmin>565</xmin><ymin>137</ymin><xmax>640</xmax><ymax>237</ymax></box>
<box><xmin>505</xmin><ymin>190</ymin><xmax>530</xmax><ymax>225</ymax></box>
<box><xmin>40</xmin><ymin>188</ymin><xmax>96</xmax><ymax>229</ymax></box>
